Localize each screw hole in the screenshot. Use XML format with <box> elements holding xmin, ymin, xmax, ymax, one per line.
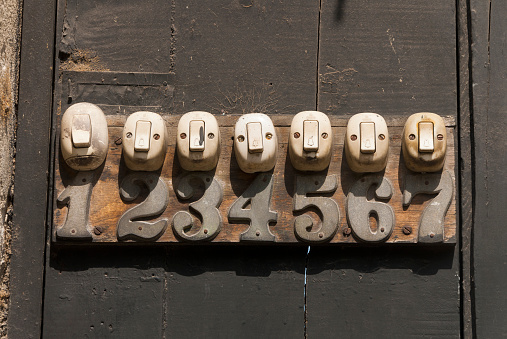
<box><xmin>237</xmin><ymin>135</ymin><xmax>245</xmax><ymax>142</ymax></box>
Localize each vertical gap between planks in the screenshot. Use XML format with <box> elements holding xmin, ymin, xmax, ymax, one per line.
<box><xmin>456</xmin><ymin>0</ymin><xmax>476</xmax><ymax>337</ymax></box>
<box><xmin>315</xmin><ymin>0</ymin><xmax>323</xmax><ymax>111</ymax></box>
<box><xmin>40</xmin><ymin>0</ymin><xmax>62</xmax><ymax>335</ymax></box>
<box><xmin>304</xmin><ymin>246</ymin><xmax>310</xmax><ymax>339</ymax></box>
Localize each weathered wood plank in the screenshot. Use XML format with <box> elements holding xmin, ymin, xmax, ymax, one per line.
<box><xmin>317</xmin><ymin>0</ymin><xmax>457</xmax><ymax>117</ymax></box>
<box><xmin>43</xmin><ymin>247</ymin><xmax>166</xmax><ymax>338</ymax></box>
<box><xmin>471</xmin><ymin>1</ymin><xmax>507</xmax><ymax>337</ymax></box>
<box><xmin>52</xmin><ymin>118</ymin><xmax>456</xmax><ymax>245</ymax></box>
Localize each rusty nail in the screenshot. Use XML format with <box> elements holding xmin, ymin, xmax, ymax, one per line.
<box><xmin>294</xmin><ymin>132</ymin><xmax>300</xmax><ymax>138</ymax></box>
<box><xmin>437</xmin><ymin>134</ymin><xmax>444</xmax><ymax>140</ymax></box>
<box><xmin>402</xmin><ymin>226</ymin><xmax>412</xmax><ymax>235</ymax></box>
<box><xmin>180</xmin><ymin>133</ymin><xmax>187</xmax><ymax>139</ymax></box>
<box><xmin>126</xmin><ymin>132</ymin><xmax>133</xmax><ymax>138</ymax></box>
<box><xmin>204</xmin><ymin>229</ymin><xmax>208</xmax><ymax>234</ymax></box>
<box><xmin>380</xmin><ymin>227</ymin><xmax>385</xmax><ymax>232</ymax></box>
<box><xmin>153</xmin><ymin>134</ymin><xmax>160</xmax><ymax>140</ymax></box>
<box><xmin>343</xmin><ymin>227</ymin><xmax>352</xmax><ymax>236</ymax></box>
<box><xmin>208</xmin><ymin>133</ymin><xmax>215</xmax><ymax>139</ymax></box>
<box><xmin>138</xmin><ymin>226</ymin><xmax>143</xmax><ymax>231</ymax></box>
<box><xmin>378</xmin><ymin>134</ymin><xmax>385</xmax><ymax>140</ymax></box>
<box><xmin>430</xmin><ymin>233</ymin><xmax>435</xmax><ymax>238</ymax></box>
<box><xmin>321</xmin><ymin>132</ymin><xmax>328</xmax><ymax>139</ymax></box>
<box><xmin>409</xmin><ymin>134</ymin><xmax>416</xmax><ymax>140</ymax></box>
<box><xmin>256</xmin><ymin>231</ymin><xmax>260</xmax><ymax>236</ymax></box>
<box><xmin>318</xmin><ymin>232</ymin><xmax>324</xmax><ymax>238</ymax></box>
<box><xmin>350</xmin><ymin>134</ymin><xmax>357</xmax><ymax>141</ymax></box>
<box><xmin>94</xmin><ymin>227</ymin><xmax>103</xmax><ymax>235</ymax></box>
<box><xmin>114</xmin><ymin>137</ymin><xmax>123</xmax><ymax>145</ymax></box>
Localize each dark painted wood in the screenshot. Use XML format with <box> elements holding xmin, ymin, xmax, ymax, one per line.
<box><xmin>171</xmin><ymin>0</ymin><xmax>320</xmax><ymax>114</ymax></box>
<box><xmin>165</xmin><ymin>246</ymin><xmax>306</xmax><ymax>338</ymax></box>
<box><xmin>306</xmin><ymin>247</ymin><xmax>460</xmax><ymax>338</ymax></box>
<box><xmin>43</xmin><ymin>247</ymin><xmax>166</xmax><ymax>338</ymax></box>
<box><xmin>7</xmin><ymin>0</ymin><xmax>57</xmax><ymax>337</ymax></box>
<box><xmin>456</xmin><ymin>0</ymin><xmax>473</xmax><ymax>336</ymax></box>
<box><xmin>470</xmin><ymin>1</ymin><xmax>507</xmax><ymax>337</ymax></box>
<box><xmin>44</xmin><ymin>1</ymin><xmax>320</xmax><ymax>337</ymax></box>
<box><xmin>317</xmin><ymin>0</ymin><xmax>457</xmax><ymax>117</ymax></box>
<box><xmin>307</xmin><ymin>1</ymin><xmax>461</xmax><ymax>337</ymax></box>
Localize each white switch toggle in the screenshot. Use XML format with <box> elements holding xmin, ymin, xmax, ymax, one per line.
<box><xmin>402</xmin><ymin>112</ymin><xmax>447</xmax><ymax>172</ymax></box>
<box><xmin>189</xmin><ymin>120</ymin><xmax>205</xmax><ymax>152</ymax></box>
<box><xmin>61</xmin><ymin>103</ymin><xmax>108</xmax><ymax>171</ymax></box>
<box><xmin>71</xmin><ymin>114</ymin><xmax>92</xmax><ymax>148</ymax></box>
<box><xmin>345</xmin><ymin>113</ymin><xmax>389</xmax><ymax>173</ymax></box>
<box><xmin>234</xmin><ymin>113</ymin><xmax>277</xmax><ymax>173</ymax></box>
<box><xmin>123</xmin><ymin>111</ymin><xmax>167</xmax><ymax>171</ymax></box>
<box><xmin>360</xmin><ymin>122</ymin><xmax>376</xmax><ymax>154</ymax></box>
<box><xmin>303</xmin><ymin>120</ymin><xmax>319</xmax><ymax>151</ymax></box>
<box><xmin>134</xmin><ymin>120</ymin><xmax>151</xmax><ymax>152</ymax></box>
<box><xmin>177</xmin><ymin>111</ymin><xmax>221</xmax><ymax>171</ymax></box>
<box><xmin>418</xmin><ymin>121</ymin><xmax>434</xmax><ymax>152</ymax></box>
<box><xmin>289</xmin><ymin>111</ymin><xmax>332</xmax><ymax>172</ymax></box>
<box><xmin>247</xmin><ymin>122</ymin><xmax>263</xmax><ymax>153</ymax></box>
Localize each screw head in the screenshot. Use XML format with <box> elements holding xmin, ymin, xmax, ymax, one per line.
<box><xmin>409</xmin><ymin>134</ymin><xmax>416</xmax><ymax>140</ymax></box>
<box><xmin>350</xmin><ymin>134</ymin><xmax>357</xmax><ymax>141</ymax></box>
<box><xmin>378</xmin><ymin>134</ymin><xmax>385</xmax><ymax>140</ymax></box>
<box><xmin>256</xmin><ymin>231</ymin><xmax>260</xmax><ymax>236</ymax></box>
<box><xmin>294</xmin><ymin>132</ymin><xmax>300</xmax><ymax>139</ymax></box>
<box><xmin>114</xmin><ymin>137</ymin><xmax>123</xmax><ymax>145</ymax></box>
<box><xmin>318</xmin><ymin>232</ymin><xmax>324</xmax><ymax>238</ymax></box>
<box><xmin>437</xmin><ymin>134</ymin><xmax>444</xmax><ymax>140</ymax></box>
<box><xmin>266</xmin><ymin>133</ymin><xmax>273</xmax><ymax>140</ymax></box>
<box><xmin>126</xmin><ymin>132</ymin><xmax>133</xmax><ymax>138</ymax></box>
<box><xmin>321</xmin><ymin>132</ymin><xmax>328</xmax><ymax>139</ymax></box>
<box><xmin>208</xmin><ymin>133</ymin><xmax>214</xmax><ymax>139</ymax></box>
<box><xmin>204</xmin><ymin>229</ymin><xmax>208</xmax><ymax>234</ymax></box>
<box><xmin>237</xmin><ymin>135</ymin><xmax>245</xmax><ymax>142</ymax></box>
<box><xmin>430</xmin><ymin>232</ymin><xmax>435</xmax><ymax>238</ymax></box>
<box><xmin>402</xmin><ymin>226</ymin><xmax>412</xmax><ymax>235</ymax></box>
<box><xmin>343</xmin><ymin>227</ymin><xmax>352</xmax><ymax>236</ymax></box>
<box><xmin>153</xmin><ymin>134</ymin><xmax>160</xmax><ymax>140</ymax></box>
<box><xmin>180</xmin><ymin>133</ymin><xmax>187</xmax><ymax>139</ymax></box>
<box><xmin>94</xmin><ymin>226</ymin><xmax>103</xmax><ymax>235</ymax></box>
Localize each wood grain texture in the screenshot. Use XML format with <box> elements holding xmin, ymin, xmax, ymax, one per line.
<box><xmin>52</xmin><ymin>115</ymin><xmax>456</xmax><ymax>245</ymax></box>
<box><xmin>471</xmin><ymin>1</ymin><xmax>507</xmax><ymax>337</ymax></box>
<box><xmin>8</xmin><ymin>0</ymin><xmax>57</xmax><ymax>337</ymax></box>
<box><xmin>317</xmin><ymin>0</ymin><xmax>457</xmax><ymax>117</ymax></box>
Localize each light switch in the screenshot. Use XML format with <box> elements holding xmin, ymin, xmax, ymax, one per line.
<box><xmin>71</xmin><ymin>114</ymin><xmax>92</xmax><ymax>148</ymax></box>
<box><xmin>61</xmin><ymin>102</ymin><xmax>108</xmax><ymax>171</ymax></box>
<box><xmin>177</xmin><ymin>111</ymin><xmax>221</xmax><ymax>171</ymax></box>
<box><xmin>134</xmin><ymin>120</ymin><xmax>151</xmax><ymax>152</ymax></box>
<box><xmin>289</xmin><ymin>111</ymin><xmax>332</xmax><ymax>172</ymax></box>
<box><xmin>123</xmin><ymin>111</ymin><xmax>167</xmax><ymax>171</ymax></box>
<box><xmin>189</xmin><ymin>120</ymin><xmax>205</xmax><ymax>151</ymax></box>
<box><xmin>303</xmin><ymin>120</ymin><xmax>319</xmax><ymax>151</ymax></box>
<box><xmin>360</xmin><ymin>122</ymin><xmax>376</xmax><ymax>154</ymax></box>
<box><xmin>418</xmin><ymin>122</ymin><xmax>434</xmax><ymax>152</ymax></box>
<box><xmin>402</xmin><ymin>112</ymin><xmax>447</xmax><ymax>172</ymax></box>
<box><xmin>345</xmin><ymin>113</ymin><xmax>389</xmax><ymax>173</ymax></box>
<box><xmin>234</xmin><ymin>113</ymin><xmax>277</xmax><ymax>173</ymax></box>
<box><xmin>247</xmin><ymin>122</ymin><xmax>263</xmax><ymax>153</ymax></box>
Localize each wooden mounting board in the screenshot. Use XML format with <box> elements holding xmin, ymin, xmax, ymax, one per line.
<box><xmin>52</xmin><ymin>114</ymin><xmax>456</xmax><ymax>245</ymax></box>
